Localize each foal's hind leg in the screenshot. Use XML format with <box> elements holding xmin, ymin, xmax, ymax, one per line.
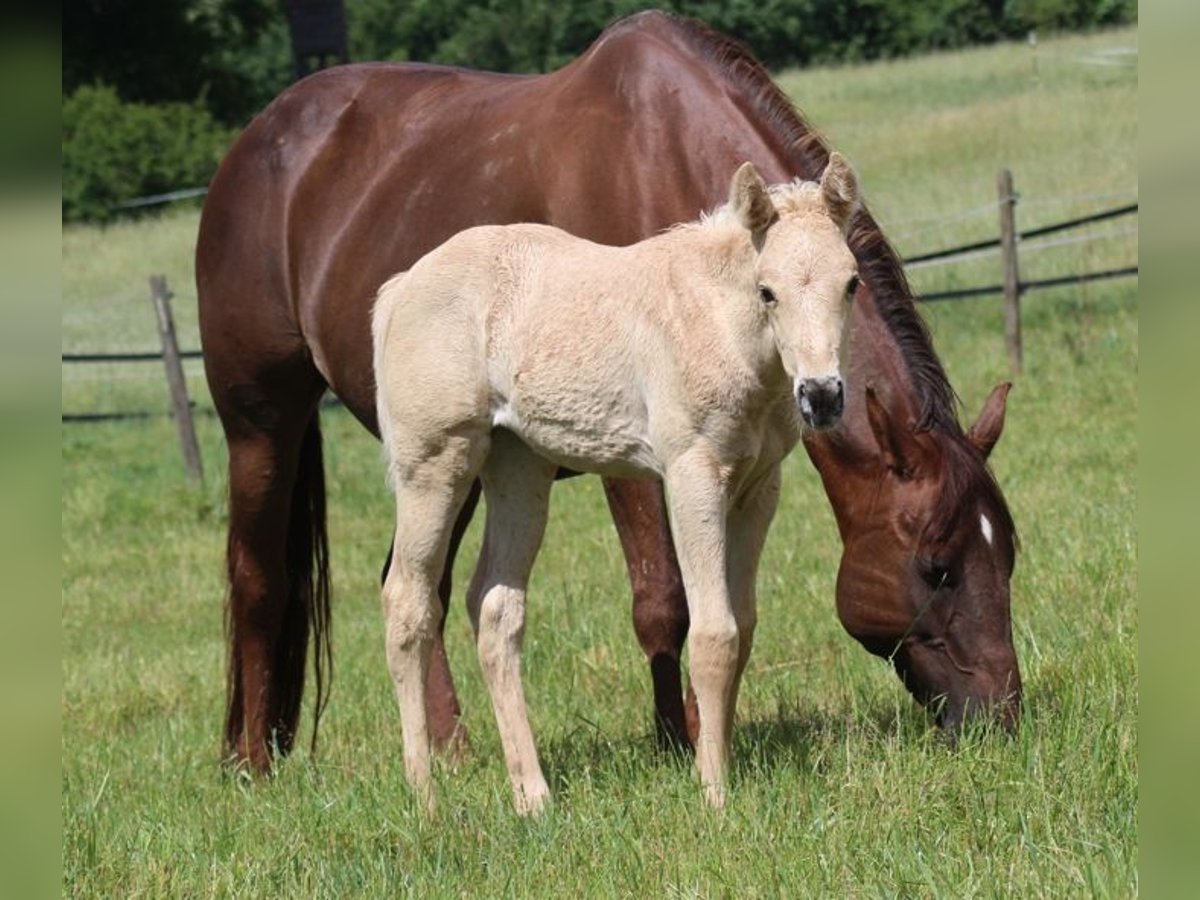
<box><xmin>382</xmin><ymin>433</ymin><xmax>488</xmax><ymax>809</ymax></box>
<box><xmin>380</xmin><ymin>478</ymin><xmax>483</xmax><ymax>756</ymax></box>
<box><xmin>431</xmin><ymin>481</ymin><xmax>483</xmax><ymax>753</ymax></box>
<box><xmin>467</xmin><ymin>431</ymin><xmax>556</xmax><ymax>815</ymax></box>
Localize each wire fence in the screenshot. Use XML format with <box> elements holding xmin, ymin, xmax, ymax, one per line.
<box><xmin>904</xmin><ymin>202</ymin><xmax>1137</xmax><ymax>266</ymax></box>
<box><xmin>885</xmin><ymin>185</ymin><xmax>1137</xmax><ymax>240</ymax></box>
<box><xmin>66</xmin><ymin>171</ymin><xmax>1139</xmax><ymax>469</ymax></box>
<box><xmin>62</xmin><ymin>350</ymin><xmax>204</xmax><ymax>363</ymax></box>
<box><xmin>921</xmin><ymin>265</ymin><xmax>1138</xmax><ymax>303</ymax></box>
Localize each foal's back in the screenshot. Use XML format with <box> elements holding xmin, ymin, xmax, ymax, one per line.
<box><xmin>375</xmin><ymin>222</ymin><xmax>684</xmax><ymax>478</ymax></box>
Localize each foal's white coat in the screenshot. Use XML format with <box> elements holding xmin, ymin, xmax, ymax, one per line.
<box><xmin>373</xmin><ymin>157</ymin><xmax>860</xmax><ymax>813</ymax></box>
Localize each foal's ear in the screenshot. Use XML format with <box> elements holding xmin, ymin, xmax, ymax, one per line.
<box><xmin>820</xmin><ymin>152</ymin><xmax>860</xmax><ymax>233</ymax></box>
<box><xmin>730</xmin><ymin>162</ymin><xmax>776</xmax><ymax>234</ymax></box>
<box><xmin>865</xmin><ymin>385</ymin><xmax>922</xmax><ymax>479</ymax></box>
<box><xmin>966</xmin><ymin>382</ymin><xmax>1011</xmax><ymax>459</ymax></box>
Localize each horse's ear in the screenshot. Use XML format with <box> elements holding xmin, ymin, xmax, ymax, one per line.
<box><xmin>820</xmin><ymin>152</ymin><xmax>860</xmax><ymax>233</ymax></box>
<box><xmin>967</xmin><ymin>382</ymin><xmax>1011</xmax><ymax>459</ymax></box>
<box><xmin>729</xmin><ymin>162</ymin><xmax>776</xmax><ymax>234</ymax></box>
<box><xmin>865</xmin><ymin>385</ymin><xmax>921</xmax><ymax>479</ymax></box>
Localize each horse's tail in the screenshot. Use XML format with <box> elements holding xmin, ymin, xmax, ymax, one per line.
<box><xmin>224</xmin><ymin>413</ymin><xmax>333</xmax><ymax>759</ymax></box>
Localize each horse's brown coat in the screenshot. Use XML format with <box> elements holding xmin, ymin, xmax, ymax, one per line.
<box><xmin>197</xmin><ymin>11</ymin><xmax>1021</xmax><ymax>774</ymax></box>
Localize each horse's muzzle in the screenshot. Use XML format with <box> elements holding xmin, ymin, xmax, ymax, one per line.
<box><xmin>797</xmin><ymin>376</ymin><xmax>844</xmax><ymax>429</ymax></box>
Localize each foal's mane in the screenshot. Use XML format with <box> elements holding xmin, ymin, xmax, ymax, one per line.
<box><xmin>626</xmin><ymin>12</ymin><xmax>1015</xmax><ymax>545</ymax></box>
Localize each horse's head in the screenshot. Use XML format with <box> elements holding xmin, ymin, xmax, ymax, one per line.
<box><xmin>835</xmin><ymin>382</ymin><xmax>1022</xmax><ymax>733</ymax></box>
<box><xmin>729</xmin><ymin>156</ymin><xmax>860</xmax><ymax>430</ymax></box>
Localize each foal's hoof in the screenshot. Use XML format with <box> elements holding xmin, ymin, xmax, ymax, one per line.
<box><xmin>413</xmin><ymin>781</ymin><xmax>437</xmax><ymax>816</ymax></box>
<box><xmin>513</xmin><ymin>782</ymin><xmax>551</xmax><ymax>817</ymax></box>
<box><xmin>702</xmin><ymin>780</ymin><xmax>727</xmax><ymax>810</ymax></box>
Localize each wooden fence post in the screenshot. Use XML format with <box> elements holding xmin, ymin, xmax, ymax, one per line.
<box><xmin>997</xmin><ymin>169</ymin><xmax>1023</xmax><ymax>374</ymax></box>
<box><xmin>150</xmin><ymin>275</ymin><xmax>204</xmax><ymax>482</ymax></box>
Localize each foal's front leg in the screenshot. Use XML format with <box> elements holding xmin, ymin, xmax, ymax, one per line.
<box><xmin>725</xmin><ymin>464</ymin><xmax>782</xmax><ymax>713</ymax></box>
<box><xmin>664</xmin><ymin>448</ymin><xmax>739</xmax><ymax>808</ymax></box>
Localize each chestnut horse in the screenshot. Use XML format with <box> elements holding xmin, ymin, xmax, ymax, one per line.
<box><xmin>197</xmin><ymin>11</ymin><xmax>1021</xmax><ymax>774</ymax></box>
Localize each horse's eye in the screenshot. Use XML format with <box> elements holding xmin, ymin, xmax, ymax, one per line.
<box><xmin>847</xmin><ymin>275</ymin><xmax>860</xmax><ymax>297</ymax></box>
<box><xmin>920</xmin><ymin>558</ymin><xmax>952</xmax><ymax>591</ymax></box>
<box><xmin>758</xmin><ymin>284</ymin><xmax>777</xmax><ymax>306</ymax></box>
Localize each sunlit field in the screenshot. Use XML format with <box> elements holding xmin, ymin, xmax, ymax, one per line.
<box><xmin>62</xmin><ymin>27</ymin><xmax>1136</xmax><ymax>895</ymax></box>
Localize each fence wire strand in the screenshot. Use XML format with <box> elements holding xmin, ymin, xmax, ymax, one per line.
<box><xmin>65</xmin><ymin>196</ymin><xmax>1138</xmax><ymax>424</ymax></box>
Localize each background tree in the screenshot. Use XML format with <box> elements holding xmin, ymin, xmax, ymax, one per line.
<box><xmin>61</xmin><ymin>0</ymin><xmax>1135</xmax><ymax>221</ymax></box>
<box><xmin>63</xmin><ymin>0</ymin><xmax>290</xmax><ymax>126</ymax></box>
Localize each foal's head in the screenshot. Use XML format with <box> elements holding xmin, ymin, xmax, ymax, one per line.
<box><xmin>729</xmin><ymin>156</ymin><xmax>860</xmax><ymax>429</ymax></box>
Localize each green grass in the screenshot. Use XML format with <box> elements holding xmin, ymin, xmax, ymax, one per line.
<box><xmin>62</xmin><ymin>28</ymin><xmax>1137</xmax><ymax>896</ymax></box>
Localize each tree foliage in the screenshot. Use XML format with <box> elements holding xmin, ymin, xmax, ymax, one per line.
<box><xmin>63</xmin><ymin>0</ymin><xmax>290</xmax><ymax>126</ymax></box>
<box><xmin>344</xmin><ymin>0</ymin><xmax>1136</xmax><ymax>77</ymax></box>
<box><xmin>62</xmin><ymin>0</ymin><xmax>1135</xmax><ymax>220</ymax></box>
<box><xmin>65</xmin><ymin>0</ymin><xmax>1137</xmax><ymax>124</ymax></box>
<box><xmin>62</xmin><ymin>86</ymin><xmax>234</xmax><ymax>223</ymax></box>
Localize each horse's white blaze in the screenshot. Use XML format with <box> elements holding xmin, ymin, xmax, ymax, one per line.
<box><xmin>980</xmin><ymin>513</ymin><xmax>994</xmax><ymax>546</ymax></box>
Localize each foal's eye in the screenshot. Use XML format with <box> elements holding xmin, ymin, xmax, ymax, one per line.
<box><xmin>758</xmin><ymin>284</ymin><xmax>777</xmax><ymax>306</ymax></box>
<box><xmin>847</xmin><ymin>275</ymin><xmax>860</xmax><ymax>298</ymax></box>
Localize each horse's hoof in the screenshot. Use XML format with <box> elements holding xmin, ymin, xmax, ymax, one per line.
<box><xmin>433</xmin><ymin>724</ymin><xmax>471</xmax><ymax>767</ymax></box>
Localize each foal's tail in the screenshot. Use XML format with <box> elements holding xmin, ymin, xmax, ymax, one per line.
<box><xmin>224</xmin><ymin>414</ymin><xmax>333</xmax><ymax>759</ymax></box>
<box><xmin>371</xmin><ymin>272</ymin><xmax>405</xmax><ymax>480</ymax></box>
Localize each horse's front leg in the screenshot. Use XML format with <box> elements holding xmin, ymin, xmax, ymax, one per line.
<box><xmin>664</xmin><ymin>449</ymin><xmax>738</xmax><ymax>808</ymax></box>
<box><xmin>601</xmin><ymin>477</ymin><xmax>694</xmax><ymax>750</ymax></box>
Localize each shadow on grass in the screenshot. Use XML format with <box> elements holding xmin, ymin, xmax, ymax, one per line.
<box><xmin>531</xmin><ymin>697</ymin><xmax>955</xmax><ymax>797</ymax></box>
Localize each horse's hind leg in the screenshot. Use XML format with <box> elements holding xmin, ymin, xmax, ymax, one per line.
<box><xmin>467</xmin><ymin>431</ymin><xmax>556</xmax><ymax>815</ymax></box>
<box><xmin>382</xmin><ymin>432</ymin><xmax>488</xmax><ymax>808</ymax></box>
<box><xmin>219</xmin><ymin>378</ymin><xmax>327</xmax><ymax>773</ymax></box>
<box><xmin>602</xmin><ymin>478</ymin><xmax>696</xmax><ymax>750</ymax></box>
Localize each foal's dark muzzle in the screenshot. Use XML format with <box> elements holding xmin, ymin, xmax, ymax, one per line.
<box><xmin>797</xmin><ymin>376</ymin><xmax>844</xmax><ymax>429</ymax></box>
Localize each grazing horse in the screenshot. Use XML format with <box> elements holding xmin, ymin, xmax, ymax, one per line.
<box><xmin>196</xmin><ymin>11</ymin><xmax>1020</xmax><ymax>775</ymax></box>
<box><xmin>374</xmin><ymin>160</ymin><xmax>859</xmax><ymax>812</ymax></box>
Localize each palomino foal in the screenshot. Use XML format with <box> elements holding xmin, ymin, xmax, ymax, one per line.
<box><xmin>373</xmin><ymin>157</ymin><xmax>861</xmax><ymax>813</ymax></box>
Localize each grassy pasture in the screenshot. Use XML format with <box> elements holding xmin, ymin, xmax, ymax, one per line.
<box><xmin>62</xmin><ymin>28</ymin><xmax>1137</xmax><ymax>896</ymax></box>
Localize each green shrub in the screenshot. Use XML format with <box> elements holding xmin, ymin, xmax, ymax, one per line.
<box><xmin>62</xmin><ymin>85</ymin><xmax>235</xmax><ymax>224</ymax></box>
<box><xmin>346</xmin><ymin>0</ymin><xmax>1136</xmax><ymax>78</ymax></box>
<box><xmin>1006</xmin><ymin>0</ymin><xmax>1138</xmax><ymax>33</ymax></box>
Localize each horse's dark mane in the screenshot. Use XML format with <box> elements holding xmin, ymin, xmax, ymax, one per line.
<box><xmin>633</xmin><ymin>12</ymin><xmax>1016</xmax><ymax>545</ymax></box>
<box><xmin>649</xmin><ymin>14</ymin><xmax>954</xmax><ymax>428</ymax></box>
<box><xmin>933</xmin><ymin>435</ymin><xmax>1018</xmax><ymax>549</ymax></box>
